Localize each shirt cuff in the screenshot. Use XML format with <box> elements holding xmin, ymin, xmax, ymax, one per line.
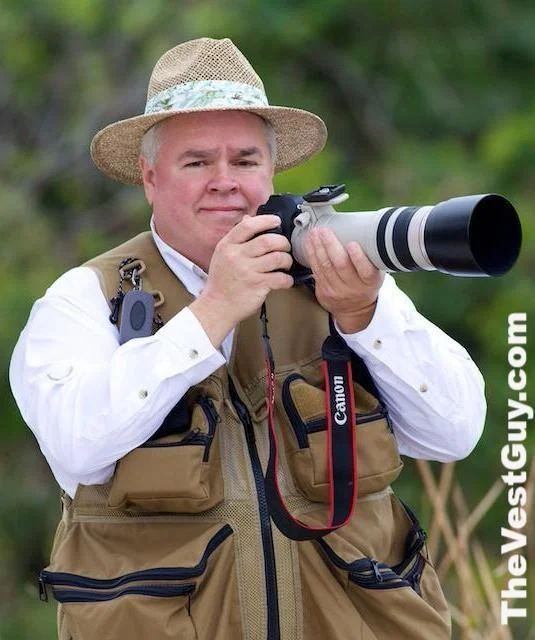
<box><xmin>335</xmin><ymin>274</ymin><xmax>408</xmax><ymax>357</ymax></box>
<box><xmin>144</xmin><ymin>306</ymin><xmax>226</xmax><ymax>386</ymax></box>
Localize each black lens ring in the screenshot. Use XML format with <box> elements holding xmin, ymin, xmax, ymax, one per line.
<box><xmin>392</xmin><ymin>207</ymin><xmax>422</xmax><ymax>271</ymax></box>
<box><xmin>376</xmin><ymin>208</ymin><xmax>399</xmax><ymax>271</ymax></box>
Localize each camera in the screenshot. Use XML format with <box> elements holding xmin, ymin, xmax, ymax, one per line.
<box><xmin>257</xmin><ymin>185</ymin><xmax>522</xmax><ymax>277</ymax></box>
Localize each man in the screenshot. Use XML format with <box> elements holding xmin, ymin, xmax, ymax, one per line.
<box><xmin>10</xmin><ymin>38</ymin><xmax>485</xmax><ymax>639</ymax></box>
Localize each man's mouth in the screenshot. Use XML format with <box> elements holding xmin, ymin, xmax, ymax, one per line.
<box><xmin>200</xmin><ymin>206</ymin><xmax>245</xmax><ymax>212</ymax></box>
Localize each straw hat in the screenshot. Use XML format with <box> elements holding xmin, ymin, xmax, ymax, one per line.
<box><xmin>90</xmin><ymin>37</ymin><xmax>328</xmax><ymax>184</ymax></box>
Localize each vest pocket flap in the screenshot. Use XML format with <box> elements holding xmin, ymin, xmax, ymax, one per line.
<box><xmin>280</xmin><ymin>374</ymin><xmax>402</xmax><ymax>500</ymax></box>
<box><xmin>108</xmin><ymin>396</ymin><xmax>223</xmax><ymax>513</ymax></box>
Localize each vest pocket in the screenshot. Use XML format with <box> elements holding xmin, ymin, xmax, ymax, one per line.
<box><xmin>108</xmin><ymin>396</ymin><xmax>224</xmax><ymax>512</ymax></box>
<box><xmin>42</xmin><ymin>524</ymin><xmax>237</xmax><ymax>640</ymax></box>
<box><xmin>280</xmin><ymin>374</ymin><xmax>403</xmax><ymax>501</ymax></box>
<box><xmin>40</xmin><ymin>572</ymin><xmax>196</xmax><ymax>640</ymax></box>
<box><xmin>316</xmin><ymin>505</ymin><xmax>451</xmax><ymax>639</ymax></box>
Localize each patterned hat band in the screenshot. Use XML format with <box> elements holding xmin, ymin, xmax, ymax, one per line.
<box><xmin>145</xmin><ymin>80</ymin><xmax>269</xmax><ymax>114</ymax></box>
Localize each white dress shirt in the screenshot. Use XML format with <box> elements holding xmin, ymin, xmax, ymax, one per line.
<box><xmin>9</xmin><ymin>222</ymin><xmax>486</xmax><ymax>498</ymax></box>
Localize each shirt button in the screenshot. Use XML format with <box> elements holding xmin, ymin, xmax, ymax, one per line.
<box><xmin>419</xmin><ymin>383</ymin><xmax>428</xmax><ymax>393</ymax></box>
<box><xmin>189</xmin><ymin>349</ymin><xmax>199</xmax><ymax>360</ymax></box>
<box><xmin>373</xmin><ymin>339</ymin><xmax>382</xmax><ymax>350</ymax></box>
<box><xmin>46</xmin><ymin>364</ymin><xmax>73</xmax><ymax>381</ymax></box>
<box><xmin>138</xmin><ymin>389</ymin><xmax>148</xmax><ymax>399</ymax></box>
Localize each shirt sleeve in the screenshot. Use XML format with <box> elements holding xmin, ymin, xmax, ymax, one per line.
<box><xmin>337</xmin><ymin>274</ymin><xmax>486</xmax><ymax>462</ymax></box>
<box><xmin>9</xmin><ymin>266</ymin><xmax>226</xmax><ymax>497</ymax></box>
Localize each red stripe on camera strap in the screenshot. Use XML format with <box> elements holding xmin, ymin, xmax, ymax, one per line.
<box><xmin>260</xmin><ymin>305</ymin><xmax>358</xmax><ymax>541</ymax></box>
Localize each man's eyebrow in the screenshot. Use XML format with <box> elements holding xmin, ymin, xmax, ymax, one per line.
<box><xmin>233</xmin><ymin>146</ymin><xmax>263</xmax><ymax>157</ymax></box>
<box><xmin>177</xmin><ymin>149</ymin><xmax>217</xmax><ymax>161</ymax></box>
<box><xmin>177</xmin><ymin>147</ymin><xmax>264</xmax><ymax>162</ymax></box>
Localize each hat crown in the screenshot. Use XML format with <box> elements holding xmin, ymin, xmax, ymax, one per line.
<box><xmin>147</xmin><ymin>38</ymin><xmax>265</xmax><ymax>101</ymax></box>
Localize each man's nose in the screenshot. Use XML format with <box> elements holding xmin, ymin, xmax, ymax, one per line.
<box><xmin>207</xmin><ymin>163</ymin><xmax>239</xmax><ymax>193</ymax></box>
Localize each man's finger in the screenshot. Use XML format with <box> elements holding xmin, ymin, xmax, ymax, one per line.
<box><xmin>254</xmin><ymin>251</ymin><xmax>294</xmax><ymax>274</ymax></box>
<box><xmin>246</xmin><ymin>232</ymin><xmax>291</xmax><ymax>257</ymax></box>
<box><xmin>347</xmin><ymin>242</ymin><xmax>381</xmax><ymax>283</ymax></box>
<box><xmin>306</xmin><ymin>229</ymin><xmax>344</xmax><ymax>287</ymax></box>
<box><xmin>225</xmin><ymin>214</ymin><xmax>282</xmax><ymax>245</ymax></box>
<box><xmin>316</xmin><ymin>229</ymin><xmax>359</xmax><ymax>286</ymax></box>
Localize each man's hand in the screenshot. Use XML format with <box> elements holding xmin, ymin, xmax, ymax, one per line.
<box><xmin>189</xmin><ymin>215</ymin><xmax>293</xmax><ymax>347</ymax></box>
<box><xmin>305</xmin><ymin>228</ymin><xmax>384</xmax><ymax>333</ymax></box>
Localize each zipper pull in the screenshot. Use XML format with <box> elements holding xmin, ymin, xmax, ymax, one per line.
<box><xmin>205</xmin><ymin>397</ymin><xmax>221</xmax><ymax>424</ymax></box>
<box><xmin>38</xmin><ymin>576</ymin><xmax>48</xmax><ymax>602</ymax></box>
<box><xmin>235</xmin><ymin>399</ymin><xmax>253</xmax><ymax>430</ymax></box>
<box><xmin>408</xmin><ymin>558</ymin><xmax>424</xmax><ymax>594</ymax></box>
<box><xmin>370</xmin><ymin>559</ymin><xmax>383</xmax><ymax>583</ymax></box>
<box><xmin>179</xmin><ymin>427</ymin><xmax>201</xmax><ymax>445</ymax></box>
<box><xmin>198</xmin><ymin>396</ymin><xmax>220</xmax><ymax>428</ymax></box>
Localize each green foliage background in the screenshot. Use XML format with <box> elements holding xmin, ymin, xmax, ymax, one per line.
<box><xmin>0</xmin><ymin>1</ymin><xmax>533</xmax><ymax>637</ymax></box>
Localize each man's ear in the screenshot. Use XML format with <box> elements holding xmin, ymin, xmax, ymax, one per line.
<box><xmin>139</xmin><ymin>155</ymin><xmax>155</xmax><ymax>206</ymax></box>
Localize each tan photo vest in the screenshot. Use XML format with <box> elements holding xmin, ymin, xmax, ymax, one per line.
<box><xmin>41</xmin><ymin>232</ymin><xmax>452</xmax><ymax>640</ymax></box>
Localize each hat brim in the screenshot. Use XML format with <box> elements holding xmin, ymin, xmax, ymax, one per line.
<box><xmin>90</xmin><ymin>105</ymin><xmax>327</xmax><ymax>184</ymax></box>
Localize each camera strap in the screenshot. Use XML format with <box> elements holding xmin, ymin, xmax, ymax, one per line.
<box><xmin>260</xmin><ymin>304</ymin><xmax>358</xmax><ymax>541</ymax></box>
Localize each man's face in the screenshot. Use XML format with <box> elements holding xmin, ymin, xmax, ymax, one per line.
<box><xmin>140</xmin><ymin>111</ymin><xmax>274</xmax><ymax>271</ymax></box>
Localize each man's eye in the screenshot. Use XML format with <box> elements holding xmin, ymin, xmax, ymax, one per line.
<box><xmin>184</xmin><ymin>160</ymin><xmax>207</xmax><ymax>168</ymax></box>
<box><xmin>236</xmin><ymin>160</ymin><xmax>258</xmax><ymax>167</ymax></box>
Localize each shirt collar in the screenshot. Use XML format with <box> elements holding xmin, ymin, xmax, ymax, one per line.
<box><xmin>150</xmin><ymin>217</ymin><xmax>207</xmax><ymax>297</ymax></box>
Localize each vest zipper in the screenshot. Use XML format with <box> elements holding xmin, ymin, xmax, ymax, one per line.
<box><xmin>404</xmin><ymin>554</ymin><xmax>425</xmax><ymax>595</ymax></box>
<box><xmin>305</xmin><ymin>407</ymin><xmax>389</xmax><ymax>434</ymax></box>
<box><xmin>139</xmin><ymin>395</ymin><xmax>220</xmax><ymax>460</ymax></box>
<box><xmin>139</xmin><ymin>429</ymin><xmax>207</xmax><ymax>448</ymax></box>
<box><xmin>39</xmin><ymin>524</ymin><xmax>232</xmax><ymax>602</ymax></box>
<box><xmin>282</xmin><ymin>373</ymin><xmax>390</xmax><ymax>447</ymax></box>
<box><xmin>281</xmin><ymin>374</ymin><xmax>310</xmax><ymax>448</ymax></box>
<box><xmin>318</xmin><ymin>537</ymin><xmax>426</xmax><ymax>593</ymax></box>
<box><xmin>391</xmin><ymin>528</ymin><xmax>426</xmax><ymax>574</ymax></box>
<box><xmin>348</xmin><ymin>561</ymin><xmax>406</xmax><ymax>589</ymax></box>
<box><xmin>318</xmin><ymin>541</ymin><xmax>406</xmax><ymax>589</ymax></box>
<box><xmin>42</xmin><ymin>581</ymin><xmax>195</xmax><ymax>604</ymax></box>
<box><xmin>229</xmin><ymin>380</ymin><xmax>280</xmax><ymax>640</ymax></box>
<box><xmin>197</xmin><ymin>396</ymin><xmax>220</xmax><ymax>462</ymax></box>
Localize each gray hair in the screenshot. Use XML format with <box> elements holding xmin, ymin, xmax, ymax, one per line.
<box><xmin>140</xmin><ymin>116</ymin><xmax>277</xmax><ymax>166</ymax></box>
<box><xmin>140</xmin><ymin>123</ymin><xmax>162</xmax><ymax>167</ymax></box>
